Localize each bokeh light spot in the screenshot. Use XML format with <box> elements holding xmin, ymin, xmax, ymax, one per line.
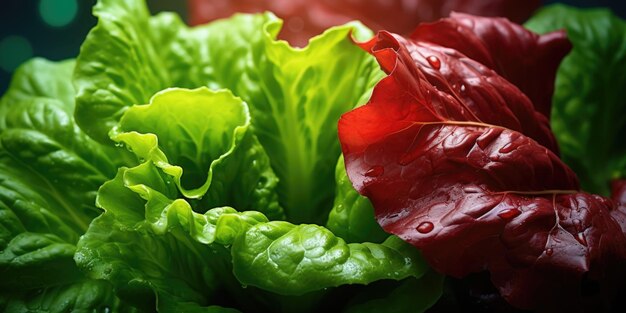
<box><xmin>39</xmin><ymin>0</ymin><xmax>78</xmax><ymax>27</ymax></box>
<box><xmin>0</xmin><ymin>36</ymin><xmax>34</xmax><ymax>72</ymax></box>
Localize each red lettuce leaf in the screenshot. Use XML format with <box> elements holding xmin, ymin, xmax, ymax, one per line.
<box><xmin>353</xmin><ymin>30</ymin><xmax>561</xmax><ymax>154</ymax></box>
<box><xmin>339</xmin><ymin>15</ymin><xmax>626</xmax><ymax>310</ymax></box>
<box><xmin>410</xmin><ymin>13</ymin><xmax>572</xmax><ymax>119</ymax></box>
<box><xmin>188</xmin><ymin>0</ymin><xmax>541</xmax><ymax>47</ymax></box>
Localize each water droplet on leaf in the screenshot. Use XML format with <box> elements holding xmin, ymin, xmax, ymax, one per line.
<box><xmin>497</xmin><ymin>208</ymin><xmax>521</xmax><ymax>220</ymax></box>
<box><xmin>427</xmin><ymin>55</ymin><xmax>441</xmax><ymax>70</ymax></box>
<box><xmin>416</xmin><ymin>221</ymin><xmax>434</xmax><ymax>234</ymax></box>
<box><xmin>499</xmin><ymin>142</ymin><xmax>516</xmax><ymax>154</ymax></box>
<box><xmin>546</xmin><ymin>248</ymin><xmax>554</xmax><ymax>256</ymax></box>
<box><xmin>576</xmin><ymin>232</ymin><xmax>587</xmax><ymax>246</ymax></box>
<box><xmin>463</xmin><ymin>186</ymin><xmax>481</xmax><ymax>194</ymax></box>
<box><xmin>365</xmin><ymin>165</ymin><xmax>384</xmax><ymax>177</ymax></box>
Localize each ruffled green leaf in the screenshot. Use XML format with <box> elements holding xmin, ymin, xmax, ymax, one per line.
<box><xmin>112</xmin><ymin>87</ymin><xmax>283</xmax><ymax>220</ymax></box>
<box><xmin>233</xmin><ymin>226</ymin><xmax>428</xmax><ymax>295</ymax></box>
<box><xmin>75</xmin><ymin>205</ymin><xmax>241</xmax><ymax>312</ymax></box>
<box><xmin>73</xmin><ymin>0</ymin><xmax>275</xmax><ymax>143</ymax></box>
<box><xmin>239</xmin><ymin>25</ymin><xmax>383</xmax><ymax>224</ymax></box>
<box><xmin>78</xmin><ymin>164</ymin><xmax>428</xmax><ymax>310</ymax></box>
<box><xmin>74</xmin><ymin>87</ymin><xmax>275</xmax><ymax>311</ymax></box>
<box><xmin>74</xmin><ymin>0</ymin><xmax>383</xmax><ymax>223</ymax></box>
<box><xmin>526</xmin><ymin>5</ymin><xmax>626</xmax><ymax>194</ymax></box>
<box><xmin>77</xmin><ymin>88</ymin><xmax>428</xmax><ymax>309</ymax></box>
<box><xmin>75</xmin><ymin>163</ymin><xmax>264</xmax><ymax>312</ymax></box>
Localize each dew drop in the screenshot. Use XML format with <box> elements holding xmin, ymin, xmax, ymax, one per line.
<box><xmin>365</xmin><ymin>165</ymin><xmax>384</xmax><ymax>177</ymax></box>
<box><xmin>460</xmin><ymin>84</ymin><xmax>466</xmax><ymax>93</ymax></box>
<box><xmin>498</xmin><ymin>142</ymin><xmax>516</xmax><ymax>154</ymax></box>
<box><xmin>497</xmin><ymin>208</ymin><xmax>521</xmax><ymax>220</ymax></box>
<box><xmin>463</xmin><ymin>186</ymin><xmax>481</xmax><ymax>194</ymax></box>
<box><xmin>576</xmin><ymin>232</ymin><xmax>587</xmax><ymax>246</ymax></box>
<box><xmin>416</xmin><ymin>221</ymin><xmax>434</xmax><ymax>234</ymax></box>
<box><xmin>545</xmin><ymin>248</ymin><xmax>554</xmax><ymax>256</ymax></box>
<box><xmin>426</xmin><ymin>55</ymin><xmax>441</xmax><ymax>70</ymax></box>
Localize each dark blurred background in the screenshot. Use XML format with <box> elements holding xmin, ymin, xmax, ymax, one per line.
<box><xmin>0</xmin><ymin>0</ymin><xmax>625</xmax><ymax>94</ymax></box>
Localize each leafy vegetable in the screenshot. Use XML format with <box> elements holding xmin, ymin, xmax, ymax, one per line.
<box><xmin>189</xmin><ymin>0</ymin><xmax>541</xmax><ymax>47</ymax></box>
<box><xmin>339</xmin><ymin>13</ymin><xmax>626</xmax><ymax>310</ymax></box>
<box><xmin>0</xmin><ymin>59</ymin><xmax>132</xmax><ymax>311</ymax></box>
<box><xmin>76</xmin><ymin>87</ymin><xmax>432</xmax><ymax>311</ymax></box>
<box><xmin>525</xmin><ymin>5</ymin><xmax>626</xmax><ymax>196</ymax></box>
<box><xmin>410</xmin><ymin>12</ymin><xmax>572</xmax><ymax>121</ymax></box>
<box><xmin>113</xmin><ymin>88</ymin><xmax>282</xmax><ymax>220</ymax></box>
<box><xmin>74</xmin><ymin>0</ymin><xmax>383</xmax><ymax>225</ymax></box>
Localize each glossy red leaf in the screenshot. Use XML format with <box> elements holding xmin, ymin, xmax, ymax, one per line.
<box><xmin>188</xmin><ymin>0</ymin><xmax>541</xmax><ymax>47</ymax></box>
<box><xmin>410</xmin><ymin>13</ymin><xmax>572</xmax><ymax>119</ymax></box>
<box><xmin>354</xmin><ymin>31</ymin><xmax>560</xmax><ymax>153</ymax></box>
<box><xmin>339</xmin><ymin>17</ymin><xmax>626</xmax><ymax>310</ymax></box>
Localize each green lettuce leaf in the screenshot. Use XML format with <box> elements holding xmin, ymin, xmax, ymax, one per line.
<box><xmin>233</xmin><ymin>227</ymin><xmax>428</xmax><ymax>295</ymax></box>
<box><xmin>0</xmin><ymin>280</ymin><xmax>134</xmax><ymax>313</ymax></box>
<box><xmin>76</xmin><ymin>87</ymin><xmax>429</xmax><ymax>311</ymax></box>
<box><xmin>74</xmin><ymin>0</ymin><xmax>383</xmax><ymax>223</ymax></box>
<box><xmin>525</xmin><ymin>5</ymin><xmax>626</xmax><ymax>194</ymax></box>
<box><xmin>326</xmin><ymin>156</ymin><xmax>388</xmax><ymax>243</ymax></box>
<box><xmin>0</xmin><ymin>59</ymin><xmax>132</xmax><ymax>310</ymax></box>
<box><xmin>74</xmin><ymin>87</ymin><xmax>273</xmax><ymax>312</ymax></box>
<box><xmin>112</xmin><ymin>87</ymin><xmax>283</xmax><ymax>220</ymax></box>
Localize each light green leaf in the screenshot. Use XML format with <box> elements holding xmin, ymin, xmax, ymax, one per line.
<box><xmin>73</xmin><ymin>0</ymin><xmax>277</xmax><ymax>144</ymax></box>
<box><xmin>75</xmin><ymin>210</ymin><xmax>240</xmax><ymax>312</ymax></box>
<box><xmin>525</xmin><ymin>5</ymin><xmax>626</xmax><ymax>194</ymax></box>
<box><xmin>74</xmin><ymin>87</ymin><xmax>279</xmax><ymax>311</ymax></box>
<box><xmin>239</xmin><ymin>24</ymin><xmax>384</xmax><ymax>224</ymax></box>
<box><xmin>233</xmin><ymin>226</ymin><xmax>428</xmax><ymax>295</ymax></box>
<box><xmin>74</xmin><ymin>0</ymin><xmax>383</xmax><ymax>223</ymax></box>
<box><xmin>326</xmin><ymin>156</ymin><xmax>388</xmax><ymax>243</ymax></box>
<box><xmin>78</xmin><ymin>147</ymin><xmax>427</xmax><ymax>310</ymax></box>
<box><xmin>112</xmin><ymin>87</ymin><xmax>283</xmax><ymax>220</ymax></box>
